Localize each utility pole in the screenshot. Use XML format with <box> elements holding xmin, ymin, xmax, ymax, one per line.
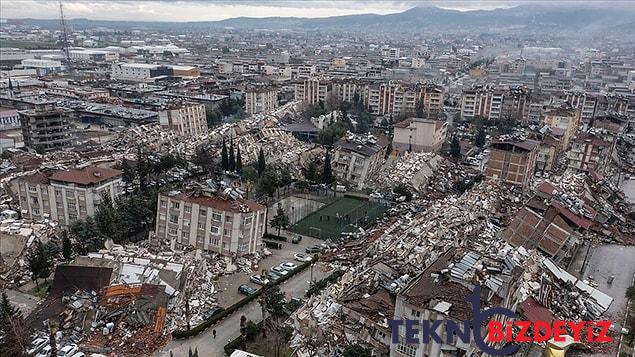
<box><xmin>59</xmin><ymin>1</ymin><xmax>74</xmax><ymax>77</ymax></box>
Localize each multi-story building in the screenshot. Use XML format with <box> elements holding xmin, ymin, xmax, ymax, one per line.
<box><xmin>154</xmin><ymin>191</ymin><xmax>267</xmax><ymax>256</ymax></box>
<box><xmin>245</xmin><ymin>88</ymin><xmax>278</xmax><ymax>114</ymax></box>
<box><xmin>460</xmin><ymin>84</ymin><xmax>530</xmax><ymax>121</ymax></box>
<box><xmin>13</xmin><ymin>166</ymin><xmax>123</xmax><ymax>225</ymax></box>
<box><xmin>567</xmin><ymin>131</ymin><xmax>615</xmax><ymax>174</ymax></box>
<box><xmin>159</xmin><ymin>102</ymin><xmax>208</xmax><ymax>137</ymax></box>
<box><xmin>485</xmin><ymin>139</ymin><xmax>539</xmax><ymax>189</ymax></box>
<box><xmin>19</xmin><ymin>104</ymin><xmax>73</xmax><ymax>152</ymax></box>
<box><xmin>543</xmin><ymin>105</ymin><xmax>580</xmax><ymax>149</ymax></box>
<box><xmin>294</xmin><ymin>78</ymin><xmax>330</xmax><ymax>105</ymax></box>
<box><xmin>331</xmin><ymin>134</ymin><xmax>389</xmax><ymax>190</ymax></box>
<box><xmin>0</xmin><ymin>107</ymin><xmax>20</xmax><ymax>131</ymax></box>
<box><xmin>392</xmin><ymin>118</ymin><xmax>447</xmax><ymax>153</ymax></box>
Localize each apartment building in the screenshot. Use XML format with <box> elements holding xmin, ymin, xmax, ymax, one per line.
<box><xmin>460</xmin><ymin>84</ymin><xmax>530</xmax><ymax>121</ymax></box>
<box><xmin>14</xmin><ymin>166</ymin><xmax>123</xmax><ymax>225</ymax></box>
<box><xmin>543</xmin><ymin>105</ymin><xmax>580</xmax><ymax>149</ymax></box>
<box><xmin>155</xmin><ymin>191</ymin><xmax>267</xmax><ymax>256</ymax></box>
<box><xmin>294</xmin><ymin>78</ymin><xmax>329</xmax><ymax>105</ymax></box>
<box><xmin>19</xmin><ymin>105</ymin><xmax>73</xmax><ymax>152</ymax></box>
<box><xmin>159</xmin><ymin>102</ymin><xmax>208</xmax><ymax>137</ymax></box>
<box><xmin>0</xmin><ymin>107</ymin><xmax>20</xmax><ymax>131</ymax></box>
<box><xmin>567</xmin><ymin>131</ymin><xmax>615</xmax><ymax>174</ymax></box>
<box><xmin>485</xmin><ymin>139</ymin><xmax>539</xmax><ymax>189</ymax></box>
<box><xmin>392</xmin><ymin>118</ymin><xmax>447</xmax><ymax>153</ymax></box>
<box><xmin>331</xmin><ymin>134</ymin><xmax>389</xmax><ymax>190</ymax></box>
<box><xmin>245</xmin><ymin>88</ymin><xmax>278</xmax><ymax>114</ymax></box>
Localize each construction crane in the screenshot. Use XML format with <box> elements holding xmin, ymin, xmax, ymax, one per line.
<box><xmin>58</xmin><ymin>1</ymin><xmax>74</xmax><ymax>76</ymax></box>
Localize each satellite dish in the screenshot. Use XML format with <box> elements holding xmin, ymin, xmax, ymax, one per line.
<box><xmin>104</xmin><ymin>238</ymin><xmax>114</xmax><ymax>251</ymax></box>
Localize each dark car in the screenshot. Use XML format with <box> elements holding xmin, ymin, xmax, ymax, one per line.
<box><xmin>266</xmin><ymin>271</ymin><xmax>281</xmax><ymax>282</ymax></box>
<box><xmin>202</xmin><ymin>306</ymin><xmax>225</xmax><ymax>320</ymax></box>
<box><xmin>292</xmin><ymin>235</ymin><xmax>302</xmax><ymax>244</ymax></box>
<box><xmin>305</xmin><ymin>245</ymin><xmax>322</xmax><ymax>253</ymax></box>
<box><xmin>238</xmin><ymin>284</ymin><xmax>258</xmax><ymax>295</ymax></box>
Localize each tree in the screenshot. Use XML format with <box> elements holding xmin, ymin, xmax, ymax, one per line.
<box><xmin>69</xmin><ymin>216</ymin><xmax>103</xmax><ymax>255</ymax></box>
<box><xmin>303</xmin><ymin>161</ymin><xmax>320</xmax><ymax>183</ymax></box>
<box><xmin>393</xmin><ymin>184</ymin><xmax>413</xmax><ymax>201</ymax></box>
<box><xmin>61</xmin><ymin>230</ymin><xmax>72</xmax><ymax>261</ymax></box>
<box><xmin>0</xmin><ymin>292</ymin><xmax>30</xmax><ymax>356</ymax></box>
<box><xmin>450</xmin><ymin>136</ymin><xmax>461</xmax><ymax>159</ymax></box>
<box><xmin>415</xmin><ymin>100</ymin><xmax>425</xmax><ymax>118</ymax></box>
<box><xmin>221</xmin><ymin>138</ymin><xmax>229</xmax><ymax>171</ymax></box>
<box><xmin>627</xmin><ymin>285</ymin><xmax>635</xmax><ymax>301</ymax></box>
<box><xmin>385</xmin><ymin>142</ymin><xmax>392</xmax><ymax>159</ymax></box>
<box><xmin>475</xmin><ymin>126</ymin><xmax>486</xmax><ymax>148</ymax></box>
<box><xmin>27</xmin><ymin>240</ymin><xmax>52</xmax><ymax>288</ymax></box>
<box><xmin>188</xmin><ymin>347</ymin><xmax>199</xmax><ymax>357</ymax></box>
<box><xmin>236</xmin><ymin>145</ymin><xmax>243</xmax><ymax>174</ymax></box>
<box><xmin>94</xmin><ymin>194</ymin><xmax>117</xmax><ymax>240</ymax></box>
<box><xmin>321</xmin><ymin>152</ymin><xmax>334</xmax><ymax>185</ymax></box>
<box><xmin>48</xmin><ymin>320</ymin><xmax>57</xmax><ymax>357</ymax></box>
<box><xmin>343</xmin><ymin>344</ymin><xmax>371</xmax><ymax>357</ymax></box>
<box><xmin>257</xmin><ymin>169</ymin><xmax>278</xmax><ymax>198</ymax></box>
<box><xmin>193</xmin><ymin>146</ymin><xmax>217</xmax><ymax>175</ymax></box>
<box><xmin>257</xmin><ymin>148</ymin><xmax>266</xmax><ymax>176</ymax></box>
<box><xmin>278</xmin><ymin>168</ymin><xmax>292</xmax><ymax>194</ymax></box>
<box><xmin>260</xmin><ymin>285</ymin><xmax>287</xmax><ymax>357</ymax></box>
<box><xmin>270</xmin><ymin>207</ymin><xmax>289</xmax><ymax>236</ymax></box>
<box><xmin>121</xmin><ymin>158</ymin><xmax>135</xmax><ymax>185</ymax></box>
<box><xmin>228</xmin><ymin>137</ymin><xmax>236</xmax><ymax>172</ymax></box>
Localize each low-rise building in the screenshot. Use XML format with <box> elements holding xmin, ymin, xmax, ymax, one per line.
<box><xmin>485</xmin><ymin>140</ymin><xmax>539</xmax><ymax>189</ymax></box>
<box><xmin>21</xmin><ymin>59</ymin><xmax>63</xmax><ymax>76</ymax></box>
<box><xmin>392</xmin><ymin>118</ymin><xmax>447</xmax><ymax>153</ymax></box>
<box><xmin>155</xmin><ymin>191</ymin><xmax>267</xmax><ymax>256</ymax></box>
<box><xmin>159</xmin><ymin>102</ymin><xmax>207</xmax><ymax>137</ymax></box>
<box><xmin>0</xmin><ymin>107</ymin><xmax>20</xmax><ymax>131</ymax></box>
<box><xmin>13</xmin><ymin>166</ymin><xmax>123</xmax><ymax>225</ymax></box>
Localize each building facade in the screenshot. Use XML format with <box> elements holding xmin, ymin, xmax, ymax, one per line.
<box><xmin>485</xmin><ymin>140</ymin><xmax>539</xmax><ymax>189</ymax></box>
<box><xmin>159</xmin><ymin>103</ymin><xmax>208</xmax><ymax>137</ymax></box>
<box><xmin>245</xmin><ymin>88</ymin><xmax>278</xmax><ymax>114</ymax></box>
<box><xmin>567</xmin><ymin>131</ymin><xmax>615</xmax><ymax>174</ymax></box>
<box><xmin>332</xmin><ymin>134</ymin><xmax>389</xmax><ymax>190</ymax></box>
<box><xmin>155</xmin><ymin>191</ymin><xmax>267</xmax><ymax>257</ymax></box>
<box><xmin>543</xmin><ymin>105</ymin><xmax>580</xmax><ymax>149</ymax></box>
<box><xmin>19</xmin><ymin>105</ymin><xmax>73</xmax><ymax>152</ymax></box>
<box><xmin>392</xmin><ymin>118</ymin><xmax>447</xmax><ymax>153</ymax></box>
<box><xmin>14</xmin><ymin>166</ymin><xmax>123</xmax><ymax>225</ymax></box>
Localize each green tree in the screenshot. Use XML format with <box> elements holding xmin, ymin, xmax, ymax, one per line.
<box><xmin>385</xmin><ymin>142</ymin><xmax>392</xmax><ymax>159</ymax></box>
<box><xmin>236</xmin><ymin>145</ymin><xmax>243</xmax><ymax>173</ymax></box>
<box><xmin>626</xmin><ymin>285</ymin><xmax>635</xmax><ymax>301</ymax></box>
<box><xmin>69</xmin><ymin>216</ymin><xmax>103</xmax><ymax>255</ymax></box>
<box><xmin>121</xmin><ymin>158</ymin><xmax>135</xmax><ymax>185</ymax></box>
<box><xmin>257</xmin><ymin>148</ymin><xmax>266</xmax><ymax>176</ymax></box>
<box><xmin>450</xmin><ymin>136</ymin><xmax>461</xmax><ymax>158</ymax></box>
<box><xmin>303</xmin><ymin>161</ymin><xmax>320</xmax><ymax>183</ymax></box>
<box><xmin>193</xmin><ymin>146</ymin><xmax>217</xmax><ymax>175</ymax></box>
<box><xmin>278</xmin><ymin>168</ymin><xmax>292</xmax><ymax>194</ymax></box>
<box><xmin>257</xmin><ymin>169</ymin><xmax>278</xmax><ymax>198</ymax></box>
<box><xmin>61</xmin><ymin>230</ymin><xmax>72</xmax><ymax>261</ymax></box>
<box><xmin>475</xmin><ymin>126</ymin><xmax>486</xmax><ymax>148</ymax></box>
<box><xmin>270</xmin><ymin>207</ymin><xmax>289</xmax><ymax>236</ymax></box>
<box><xmin>321</xmin><ymin>152</ymin><xmax>334</xmax><ymax>185</ymax></box>
<box><xmin>0</xmin><ymin>292</ymin><xmax>30</xmax><ymax>356</ymax></box>
<box><xmin>94</xmin><ymin>194</ymin><xmax>117</xmax><ymax>240</ymax></box>
<box><xmin>27</xmin><ymin>240</ymin><xmax>52</xmax><ymax>288</ymax></box>
<box><xmin>228</xmin><ymin>137</ymin><xmax>235</xmax><ymax>172</ymax></box>
<box><xmin>260</xmin><ymin>285</ymin><xmax>287</xmax><ymax>357</ymax></box>
<box><xmin>415</xmin><ymin>100</ymin><xmax>425</xmax><ymax>118</ymax></box>
<box><xmin>221</xmin><ymin>138</ymin><xmax>229</xmax><ymax>171</ymax></box>
<box><xmin>343</xmin><ymin>344</ymin><xmax>371</xmax><ymax>357</ymax></box>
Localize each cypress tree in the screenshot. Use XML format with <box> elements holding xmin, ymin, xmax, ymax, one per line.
<box><xmin>322</xmin><ymin>152</ymin><xmax>334</xmax><ymax>185</ymax></box>
<box><xmin>257</xmin><ymin>149</ymin><xmax>266</xmax><ymax>176</ymax></box>
<box><xmin>221</xmin><ymin>138</ymin><xmax>229</xmax><ymax>171</ymax></box>
<box><xmin>228</xmin><ymin>137</ymin><xmax>235</xmax><ymax>172</ymax></box>
<box><xmin>236</xmin><ymin>146</ymin><xmax>243</xmax><ymax>173</ymax></box>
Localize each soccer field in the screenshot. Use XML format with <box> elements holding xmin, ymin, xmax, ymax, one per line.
<box><xmin>288</xmin><ymin>196</ymin><xmax>387</xmax><ymax>239</ymax></box>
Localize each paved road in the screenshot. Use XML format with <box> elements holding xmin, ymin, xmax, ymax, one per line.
<box><xmin>157</xmin><ymin>262</ymin><xmax>330</xmax><ymax>357</ymax></box>
<box><xmin>4</xmin><ymin>288</ymin><xmax>41</xmax><ymax>315</ymax></box>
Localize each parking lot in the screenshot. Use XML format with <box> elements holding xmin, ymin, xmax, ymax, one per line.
<box><xmin>214</xmin><ymin>232</ymin><xmax>324</xmax><ymax>306</ymax></box>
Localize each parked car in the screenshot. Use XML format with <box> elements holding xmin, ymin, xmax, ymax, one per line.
<box><xmin>36</xmin><ymin>345</ymin><xmax>52</xmax><ymax>357</ymax></box>
<box><xmin>305</xmin><ymin>245</ymin><xmax>322</xmax><ymax>253</ymax></box>
<box><xmin>270</xmin><ymin>266</ymin><xmax>289</xmax><ymax>276</ymax></box>
<box><xmin>279</xmin><ymin>262</ymin><xmax>298</xmax><ymax>271</ymax></box>
<box><xmin>57</xmin><ymin>345</ymin><xmax>78</xmax><ymax>357</ymax></box>
<box><xmin>202</xmin><ymin>306</ymin><xmax>225</xmax><ymax>320</ymax></box>
<box><xmin>294</xmin><ymin>253</ymin><xmax>312</xmax><ymax>262</ymax></box>
<box><xmin>71</xmin><ymin>353</ymin><xmax>85</xmax><ymax>357</ymax></box>
<box><xmin>266</xmin><ymin>271</ymin><xmax>281</xmax><ymax>281</ymax></box>
<box><xmin>28</xmin><ymin>337</ymin><xmax>49</xmax><ymax>355</ymax></box>
<box><xmin>250</xmin><ymin>274</ymin><xmax>270</xmax><ymax>286</ymax></box>
<box><xmin>238</xmin><ymin>284</ymin><xmax>257</xmax><ymax>295</ymax></box>
<box><xmin>292</xmin><ymin>235</ymin><xmax>302</xmax><ymax>244</ymax></box>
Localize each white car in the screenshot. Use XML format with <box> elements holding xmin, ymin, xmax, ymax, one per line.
<box><xmin>71</xmin><ymin>353</ymin><xmax>86</xmax><ymax>357</ymax></box>
<box><xmin>36</xmin><ymin>345</ymin><xmax>52</xmax><ymax>357</ymax></box>
<box><xmin>28</xmin><ymin>337</ymin><xmax>49</xmax><ymax>355</ymax></box>
<box><xmin>279</xmin><ymin>262</ymin><xmax>298</xmax><ymax>271</ymax></box>
<box><xmin>270</xmin><ymin>266</ymin><xmax>288</xmax><ymax>276</ymax></box>
<box><xmin>57</xmin><ymin>345</ymin><xmax>78</xmax><ymax>357</ymax></box>
<box><xmin>250</xmin><ymin>275</ymin><xmax>270</xmax><ymax>286</ymax></box>
<box><xmin>294</xmin><ymin>253</ymin><xmax>312</xmax><ymax>262</ymax></box>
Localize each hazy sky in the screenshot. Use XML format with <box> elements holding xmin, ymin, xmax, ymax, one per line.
<box><xmin>0</xmin><ymin>1</ymin><xmax>625</xmax><ymax>22</ymax></box>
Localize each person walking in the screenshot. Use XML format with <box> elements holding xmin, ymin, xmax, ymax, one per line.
<box><xmin>212</xmin><ymin>329</ymin><xmax>216</xmax><ymax>339</ymax></box>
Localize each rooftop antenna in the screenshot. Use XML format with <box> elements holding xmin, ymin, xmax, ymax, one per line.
<box><xmin>59</xmin><ymin>1</ymin><xmax>74</xmax><ymax>77</ymax></box>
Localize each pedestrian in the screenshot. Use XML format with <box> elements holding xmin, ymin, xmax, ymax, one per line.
<box><xmin>213</xmin><ymin>329</ymin><xmax>216</xmax><ymax>339</ymax></box>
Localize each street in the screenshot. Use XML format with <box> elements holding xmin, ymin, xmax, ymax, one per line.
<box><xmin>157</xmin><ymin>260</ymin><xmax>330</xmax><ymax>357</ymax></box>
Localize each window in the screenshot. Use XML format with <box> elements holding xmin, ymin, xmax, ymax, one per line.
<box><xmin>211</xmin><ymin>238</ymin><xmax>220</xmax><ymax>246</ymax></box>
<box><xmin>169</xmin><ymin>214</ymin><xmax>179</xmax><ymax>224</ymax></box>
<box><xmin>411</xmin><ymin>309</ymin><xmax>421</xmax><ymax>318</ymax></box>
<box><xmin>168</xmin><ymin>228</ymin><xmax>177</xmax><ymax>235</ymax></box>
<box><xmin>238</xmin><ymin>243</ymin><xmax>247</xmax><ymax>252</ymax></box>
<box><xmin>396</xmin><ymin>344</ymin><xmax>417</xmax><ymax>357</ymax></box>
<box><xmin>223</xmin><ymin>229</ymin><xmax>230</xmax><ymax>237</ymax></box>
<box><xmin>55</xmin><ymin>189</ymin><xmax>62</xmax><ymax>196</ymax></box>
<box><xmin>210</xmin><ymin>225</ymin><xmax>220</xmax><ymax>235</ymax></box>
<box><xmin>68</xmin><ymin>214</ymin><xmax>78</xmax><ymax>222</ymax></box>
<box><xmin>212</xmin><ymin>212</ymin><xmax>222</xmax><ymax>221</ymax></box>
<box><xmin>32</xmin><ymin>208</ymin><xmax>40</xmax><ymax>215</ymax></box>
<box><xmin>182</xmin><ymin>232</ymin><xmax>189</xmax><ymax>239</ymax></box>
<box><xmin>198</xmin><ymin>222</ymin><xmax>205</xmax><ymax>230</ymax></box>
<box><xmin>226</xmin><ymin>215</ymin><xmax>233</xmax><ymax>223</ymax></box>
<box><xmin>28</xmin><ymin>186</ymin><xmax>37</xmax><ymax>193</ymax></box>
<box><xmin>243</xmin><ymin>216</ymin><xmax>253</xmax><ymax>225</ymax></box>
<box><xmin>160</xmin><ymin>200</ymin><xmax>167</xmax><ymax>208</ymax></box>
<box><xmin>66</xmin><ymin>191</ymin><xmax>74</xmax><ymax>198</ymax></box>
<box><xmin>172</xmin><ymin>202</ymin><xmax>180</xmax><ymax>209</ymax></box>
<box><xmin>185</xmin><ymin>206</ymin><xmax>192</xmax><ymax>214</ymax></box>
<box><xmin>200</xmin><ymin>210</ymin><xmax>206</xmax><ymax>216</ymax></box>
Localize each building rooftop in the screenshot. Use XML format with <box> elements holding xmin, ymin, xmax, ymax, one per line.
<box><xmin>168</xmin><ymin>191</ymin><xmax>266</xmax><ymax>214</ymax></box>
<box><xmin>48</xmin><ymin>166</ymin><xmax>123</xmax><ymax>185</ymax></box>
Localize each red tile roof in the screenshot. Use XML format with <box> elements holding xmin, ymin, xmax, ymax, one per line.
<box><xmin>49</xmin><ymin>166</ymin><xmax>122</xmax><ymax>185</ymax></box>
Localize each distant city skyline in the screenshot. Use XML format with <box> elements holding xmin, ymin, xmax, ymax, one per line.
<box><xmin>0</xmin><ymin>0</ymin><xmax>629</xmax><ymax>22</ymax></box>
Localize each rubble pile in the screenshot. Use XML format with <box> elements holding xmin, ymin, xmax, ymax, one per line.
<box><xmin>374</xmin><ymin>152</ymin><xmax>444</xmax><ymax>192</ymax></box>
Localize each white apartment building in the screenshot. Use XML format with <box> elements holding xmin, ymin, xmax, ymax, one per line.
<box><xmin>294</xmin><ymin>78</ymin><xmax>329</xmax><ymax>105</ymax></box>
<box><xmin>245</xmin><ymin>88</ymin><xmax>278</xmax><ymax>114</ymax></box>
<box><xmin>154</xmin><ymin>191</ymin><xmax>267</xmax><ymax>256</ymax></box>
<box><xmin>14</xmin><ymin>166</ymin><xmax>123</xmax><ymax>225</ymax></box>
<box><xmin>159</xmin><ymin>103</ymin><xmax>208</xmax><ymax>137</ymax></box>
<box><xmin>392</xmin><ymin>118</ymin><xmax>447</xmax><ymax>153</ymax></box>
